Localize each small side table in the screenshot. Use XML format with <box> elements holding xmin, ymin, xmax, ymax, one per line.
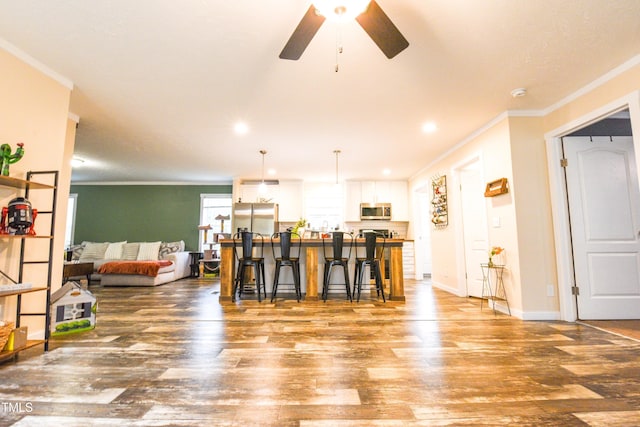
<box><xmin>188</xmin><ymin>252</ymin><xmax>203</xmax><ymax>277</ymax></box>
<box><xmin>480</xmin><ymin>263</ymin><xmax>511</xmax><ymax>316</ymax></box>
<box><xmin>63</xmin><ymin>261</ymin><xmax>94</xmax><ymax>284</ymax></box>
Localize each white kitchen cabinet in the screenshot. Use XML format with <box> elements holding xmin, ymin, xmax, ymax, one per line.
<box><xmin>237</xmin><ymin>184</ymin><xmax>262</xmax><ymax>203</ymax></box>
<box><xmin>361</xmin><ymin>181</ymin><xmax>392</xmax><ymax>203</ymax></box>
<box><xmin>374</xmin><ymin>181</ymin><xmax>392</xmax><ymax>203</ymax></box>
<box><xmin>361</xmin><ymin>181</ymin><xmax>375</xmax><ymax>203</ymax></box>
<box><xmin>346</xmin><ymin>180</ymin><xmax>409</xmax><ymax>221</ymax></box>
<box><xmin>402</xmin><ymin>241</ymin><xmax>415</xmax><ymax>278</ymax></box>
<box><xmin>390</xmin><ymin>181</ymin><xmax>409</xmax><ymax>221</ymax></box>
<box><xmin>345</xmin><ymin>181</ymin><xmax>362</xmax><ymax>221</ymax></box>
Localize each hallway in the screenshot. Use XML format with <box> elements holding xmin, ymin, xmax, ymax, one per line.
<box><xmin>1</xmin><ymin>278</ymin><xmax>639</xmax><ymax>426</ymax></box>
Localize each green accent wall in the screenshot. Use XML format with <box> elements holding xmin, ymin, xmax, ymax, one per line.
<box><xmin>70</xmin><ymin>185</ymin><xmax>232</xmax><ymax>251</ymax></box>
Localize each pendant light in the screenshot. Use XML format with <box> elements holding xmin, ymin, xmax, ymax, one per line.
<box><xmin>334</xmin><ymin>149</ymin><xmax>341</xmax><ymax>184</ymax></box>
<box><xmin>259</xmin><ymin>149</ymin><xmax>267</xmax><ymax>194</ymax></box>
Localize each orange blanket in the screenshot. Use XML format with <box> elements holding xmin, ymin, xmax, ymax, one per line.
<box><xmin>98</xmin><ymin>260</ymin><xmax>173</xmax><ymax>277</ymax></box>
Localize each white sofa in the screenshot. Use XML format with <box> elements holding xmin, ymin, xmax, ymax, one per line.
<box><xmin>70</xmin><ymin>240</ymin><xmax>191</xmax><ymax>286</ymax></box>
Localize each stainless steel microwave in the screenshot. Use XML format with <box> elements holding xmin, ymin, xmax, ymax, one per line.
<box><xmin>360</xmin><ymin>203</ymin><xmax>392</xmax><ymax>220</ymax></box>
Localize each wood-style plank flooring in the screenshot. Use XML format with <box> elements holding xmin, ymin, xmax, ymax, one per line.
<box><xmin>1</xmin><ymin>278</ymin><xmax>640</xmax><ymax>426</ymax></box>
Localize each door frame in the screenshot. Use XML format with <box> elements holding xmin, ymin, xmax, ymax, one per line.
<box><xmin>452</xmin><ymin>153</ymin><xmax>487</xmax><ymax>297</ymax></box>
<box><xmin>412</xmin><ymin>184</ymin><xmax>432</xmax><ymax>280</ymax></box>
<box><xmin>545</xmin><ymin>90</ymin><xmax>640</xmax><ymax>321</ymax></box>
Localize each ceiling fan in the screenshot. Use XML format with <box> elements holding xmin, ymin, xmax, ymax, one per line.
<box><xmin>279</xmin><ymin>0</ymin><xmax>409</xmax><ymax>60</ymax></box>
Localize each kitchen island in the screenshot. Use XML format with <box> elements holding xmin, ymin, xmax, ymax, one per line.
<box><xmin>218</xmin><ymin>237</ymin><xmax>406</xmax><ymax>302</ymax></box>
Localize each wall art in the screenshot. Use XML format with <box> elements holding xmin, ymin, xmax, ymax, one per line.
<box><xmin>431</xmin><ymin>174</ymin><xmax>448</xmax><ymax>228</ymax></box>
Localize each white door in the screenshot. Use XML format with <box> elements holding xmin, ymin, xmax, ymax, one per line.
<box><xmin>459</xmin><ymin>165</ymin><xmax>488</xmax><ymax>297</ymax></box>
<box><xmin>563</xmin><ymin>136</ymin><xmax>640</xmax><ymax>319</ymax></box>
<box><xmin>419</xmin><ymin>192</ymin><xmax>433</xmax><ymax>276</ymax></box>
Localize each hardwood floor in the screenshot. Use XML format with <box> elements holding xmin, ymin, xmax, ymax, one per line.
<box><xmin>1</xmin><ymin>278</ymin><xmax>639</xmax><ymax>426</ymax></box>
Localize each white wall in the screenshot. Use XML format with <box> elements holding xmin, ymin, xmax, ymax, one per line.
<box><xmin>410</xmin><ymin>55</ymin><xmax>640</xmax><ymax>320</ymax></box>
<box><xmin>0</xmin><ymin>43</ymin><xmax>74</xmax><ymax>337</ymax></box>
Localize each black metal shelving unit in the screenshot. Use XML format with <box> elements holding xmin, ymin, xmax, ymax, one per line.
<box><xmin>0</xmin><ymin>171</ymin><xmax>57</xmax><ymax>362</ymax></box>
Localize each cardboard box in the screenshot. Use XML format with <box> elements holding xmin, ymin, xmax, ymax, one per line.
<box><xmin>5</xmin><ymin>326</ymin><xmax>28</xmax><ymax>351</ymax></box>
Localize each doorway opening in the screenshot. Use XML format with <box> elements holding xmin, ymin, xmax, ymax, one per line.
<box><xmin>546</xmin><ymin>95</ymin><xmax>640</xmax><ymax>321</ymax></box>
<box><xmin>453</xmin><ymin>156</ymin><xmax>488</xmax><ymax>298</ymax></box>
<box><xmin>562</xmin><ymin>110</ymin><xmax>640</xmax><ymax>320</ymax></box>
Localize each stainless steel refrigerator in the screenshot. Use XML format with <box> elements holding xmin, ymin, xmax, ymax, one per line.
<box><xmin>233</xmin><ymin>203</ymin><xmax>279</xmax><ymax>235</ymax></box>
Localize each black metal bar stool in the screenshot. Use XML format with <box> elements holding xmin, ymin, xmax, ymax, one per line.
<box><xmin>321</xmin><ymin>231</ymin><xmax>353</xmax><ymax>302</ymax></box>
<box><xmin>232</xmin><ymin>231</ymin><xmax>266</xmax><ymax>302</ymax></box>
<box><xmin>270</xmin><ymin>231</ymin><xmax>302</xmax><ymax>302</ymax></box>
<box><xmin>353</xmin><ymin>232</ymin><xmax>386</xmax><ymax>302</ymax></box>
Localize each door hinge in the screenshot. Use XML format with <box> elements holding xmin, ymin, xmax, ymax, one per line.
<box><xmin>560</xmin><ymin>158</ymin><xmax>568</xmax><ymax>167</ymax></box>
<box><xmin>571</xmin><ymin>285</ymin><xmax>580</xmax><ymax>296</ymax></box>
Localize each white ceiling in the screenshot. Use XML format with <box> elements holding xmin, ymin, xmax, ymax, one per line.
<box><xmin>1</xmin><ymin>0</ymin><xmax>639</xmax><ymax>183</ymax></box>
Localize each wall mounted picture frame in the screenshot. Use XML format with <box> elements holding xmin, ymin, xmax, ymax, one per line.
<box><xmin>431</xmin><ymin>174</ymin><xmax>448</xmax><ymax>228</ymax></box>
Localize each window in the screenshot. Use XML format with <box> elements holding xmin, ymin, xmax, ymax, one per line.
<box><xmin>199</xmin><ymin>194</ymin><xmax>232</xmax><ymax>251</ymax></box>
<box><xmin>304</xmin><ymin>183</ymin><xmax>344</xmax><ymax>231</ymax></box>
<box><xmin>65</xmin><ymin>193</ymin><xmax>78</xmax><ymax>248</ymax></box>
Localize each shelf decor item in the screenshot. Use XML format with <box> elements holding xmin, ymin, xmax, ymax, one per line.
<box><xmin>292</xmin><ymin>218</ymin><xmax>306</xmax><ymax>236</ymax></box>
<box><xmin>484</xmin><ymin>178</ymin><xmax>509</xmax><ymax>197</ymax></box>
<box><xmin>431</xmin><ymin>174</ymin><xmax>448</xmax><ymax>228</ymax></box>
<box><xmin>488</xmin><ymin>246</ymin><xmax>504</xmax><ymax>267</ymax></box>
<box><xmin>50</xmin><ymin>282</ymin><xmax>97</xmax><ymax>336</ymax></box>
<box><xmin>0</xmin><ymin>142</ymin><xmax>25</xmax><ymax>176</ymax></box>
<box><xmin>0</xmin><ymin>321</ymin><xmax>14</xmax><ymax>351</ymax></box>
<box><xmin>0</xmin><ymin>197</ymin><xmax>37</xmax><ymax>235</ymax></box>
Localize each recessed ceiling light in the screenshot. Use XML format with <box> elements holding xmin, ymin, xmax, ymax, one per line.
<box><xmin>267</xmin><ymin>168</ymin><xmax>276</xmax><ymax>176</ymax></box>
<box><xmin>422</xmin><ymin>122</ymin><xmax>437</xmax><ymax>133</ymax></box>
<box><xmin>382</xmin><ymin>168</ymin><xmax>391</xmax><ymax>176</ymax></box>
<box><xmin>234</xmin><ymin>121</ymin><xmax>249</xmax><ymax>135</ymax></box>
<box><xmin>511</xmin><ymin>88</ymin><xmax>527</xmax><ymax>98</ymax></box>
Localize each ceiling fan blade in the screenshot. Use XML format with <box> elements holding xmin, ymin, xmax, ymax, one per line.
<box><xmin>279</xmin><ymin>5</ymin><xmax>326</xmax><ymax>60</ymax></box>
<box><xmin>355</xmin><ymin>0</ymin><xmax>409</xmax><ymax>59</ymax></box>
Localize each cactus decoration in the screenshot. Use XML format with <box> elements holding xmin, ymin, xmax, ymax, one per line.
<box><xmin>1</xmin><ymin>142</ymin><xmax>25</xmax><ymax>176</ymax></box>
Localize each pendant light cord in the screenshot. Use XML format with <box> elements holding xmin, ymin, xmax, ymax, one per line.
<box><xmin>260</xmin><ymin>149</ymin><xmax>266</xmax><ymax>184</ymax></box>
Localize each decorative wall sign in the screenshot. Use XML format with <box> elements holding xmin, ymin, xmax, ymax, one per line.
<box><xmin>431</xmin><ymin>174</ymin><xmax>448</xmax><ymax>228</ymax></box>
<box><xmin>484</xmin><ymin>178</ymin><xmax>509</xmax><ymax>197</ymax></box>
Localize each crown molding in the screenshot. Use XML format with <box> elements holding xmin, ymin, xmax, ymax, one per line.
<box><xmin>0</xmin><ymin>37</ymin><xmax>73</xmax><ymax>90</ymax></box>
<box><xmin>71</xmin><ymin>181</ymin><xmax>233</xmax><ymax>186</ymax></box>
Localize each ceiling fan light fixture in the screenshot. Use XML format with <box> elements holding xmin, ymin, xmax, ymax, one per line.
<box><xmin>314</xmin><ymin>0</ymin><xmax>371</xmax><ymax>22</ymax></box>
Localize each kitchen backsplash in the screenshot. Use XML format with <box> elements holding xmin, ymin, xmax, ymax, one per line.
<box><xmin>279</xmin><ymin>220</ymin><xmax>408</xmax><ymax>239</ymax></box>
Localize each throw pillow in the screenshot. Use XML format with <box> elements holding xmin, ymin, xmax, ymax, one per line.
<box><xmin>79</xmin><ymin>242</ymin><xmax>109</xmax><ymax>261</ymax></box>
<box><xmin>137</xmin><ymin>241</ymin><xmax>162</xmax><ymax>261</ymax></box>
<box><xmin>104</xmin><ymin>241</ymin><xmax>126</xmax><ymax>259</ymax></box>
<box><xmin>158</xmin><ymin>240</ymin><xmax>185</xmax><ymax>259</ymax></box>
<box><xmin>122</xmin><ymin>243</ymin><xmax>140</xmax><ymax>260</ymax></box>
<box><xmin>70</xmin><ymin>243</ymin><xmax>86</xmax><ymax>261</ymax></box>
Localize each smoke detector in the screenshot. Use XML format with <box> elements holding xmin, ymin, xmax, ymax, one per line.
<box><xmin>511</xmin><ymin>88</ymin><xmax>527</xmax><ymax>98</ymax></box>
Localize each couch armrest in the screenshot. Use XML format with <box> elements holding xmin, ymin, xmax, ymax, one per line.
<box><xmin>165</xmin><ymin>251</ymin><xmax>191</xmax><ymax>279</ymax></box>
